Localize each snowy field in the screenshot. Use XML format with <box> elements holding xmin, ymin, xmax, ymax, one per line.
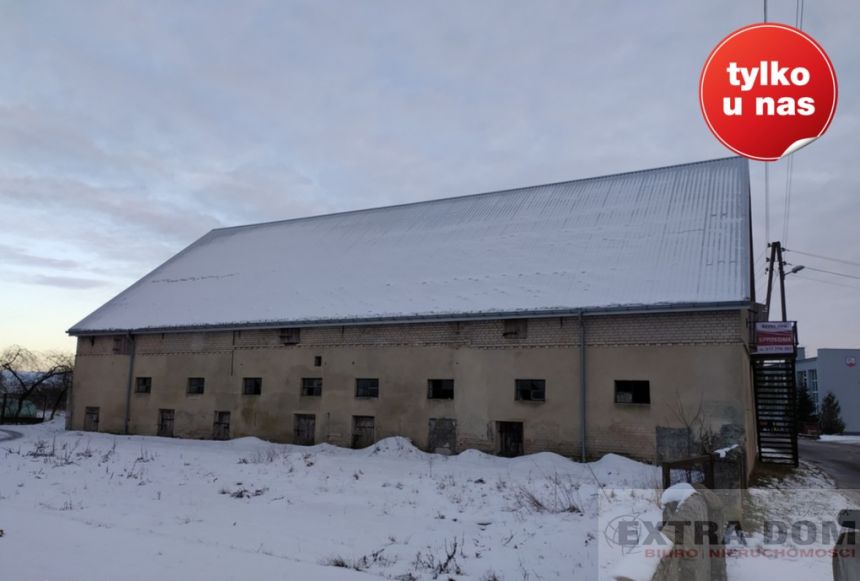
<box><xmin>0</xmin><ymin>419</ymin><xmax>663</xmax><ymax>580</ymax></box>
<box><xmin>3</xmin><ymin>420</ymin><xmax>856</xmax><ymax>580</ymax></box>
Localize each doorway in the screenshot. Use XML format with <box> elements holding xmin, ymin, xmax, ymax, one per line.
<box><xmin>294</xmin><ymin>414</ymin><xmax>316</xmax><ymax>445</ymax></box>
<box><xmin>83</xmin><ymin>406</ymin><xmax>100</xmax><ymax>432</ymax></box>
<box><xmin>497</xmin><ymin>421</ymin><xmax>524</xmax><ymax>457</ymax></box>
<box><xmin>213</xmin><ymin>411</ymin><xmax>231</xmax><ymax>440</ymax></box>
<box><xmin>157</xmin><ymin>409</ymin><xmax>175</xmax><ymax>437</ymax></box>
<box><xmin>352</xmin><ymin>416</ymin><xmax>375</xmax><ymax>449</ymax></box>
<box><xmin>428</xmin><ymin>418</ymin><xmax>457</xmax><ymax>455</ymax></box>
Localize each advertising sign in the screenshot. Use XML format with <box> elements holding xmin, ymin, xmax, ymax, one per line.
<box><xmin>755</xmin><ymin>321</ymin><xmax>797</xmax><ymax>354</ymax></box>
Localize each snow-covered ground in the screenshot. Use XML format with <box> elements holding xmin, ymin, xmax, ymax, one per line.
<box><xmin>820</xmin><ymin>434</ymin><xmax>860</xmax><ymax>444</ymax></box>
<box><xmin>4</xmin><ymin>420</ymin><xmax>856</xmax><ymax>580</ymax></box>
<box><xmin>0</xmin><ymin>419</ymin><xmax>663</xmax><ymax>580</ymax></box>
<box><xmin>726</xmin><ymin>462</ymin><xmax>859</xmax><ymax>581</ymax></box>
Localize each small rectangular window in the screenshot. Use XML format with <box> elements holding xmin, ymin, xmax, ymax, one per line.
<box><xmin>242</xmin><ymin>377</ymin><xmax>262</xmax><ymax>395</ymax></box>
<box><xmin>503</xmin><ymin>319</ymin><xmax>528</xmax><ymax>339</ymax></box>
<box><xmin>135</xmin><ymin>377</ymin><xmax>152</xmax><ymax>394</ymax></box>
<box><xmin>515</xmin><ymin>379</ymin><xmax>546</xmax><ymax>402</ymax></box>
<box><xmin>187</xmin><ymin>377</ymin><xmax>205</xmax><ymax>395</ymax></box>
<box><xmin>356</xmin><ymin>378</ymin><xmax>379</xmax><ymax>398</ymax></box>
<box><xmin>301</xmin><ymin>377</ymin><xmax>322</xmax><ymax>397</ymax></box>
<box><xmin>279</xmin><ymin>327</ymin><xmax>301</xmax><ymax>345</ymax></box>
<box><xmin>428</xmin><ymin>379</ymin><xmax>455</xmax><ymax>400</ymax></box>
<box><xmin>314</xmin><ymin>355</ymin><xmax>322</xmax><ymax>367</ymax></box>
<box><xmin>112</xmin><ymin>335</ymin><xmax>131</xmax><ymax>354</ymax></box>
<box><xmin>615</xmin><ymin>380</ymin><xmax>650</xmax><ymax>405</ymax></box>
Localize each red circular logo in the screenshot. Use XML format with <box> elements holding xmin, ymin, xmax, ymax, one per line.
<box><xmin>700</xmin><ymin>23</ymin><xmax>837</xmax><ymax>161</ymax></box>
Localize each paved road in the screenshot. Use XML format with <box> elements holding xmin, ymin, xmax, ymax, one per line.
<box><xmin>0</xmin><ymin>428</ymin><xmax>23</xmax><ymax>442</ymax></box>
<box><xmin>799</xmin><ymin>437</ymin><xmax>860</xmax><ymax>505</ymax></box>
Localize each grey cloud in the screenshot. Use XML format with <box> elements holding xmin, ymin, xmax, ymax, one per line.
<box><xmin>10</xmin><ymin>273</ymin><xmax>109</xmax><ymax>290</ymax></box>
<box><xmin>0</xmin><ymin>244</ymin><xmax>80</xmax><ymax>269</ymax></box>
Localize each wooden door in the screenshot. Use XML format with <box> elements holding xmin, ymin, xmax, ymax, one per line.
<box><xmin>83</xmin><ymin>407</ymin><xmax>100</xmax><ymax>432</ymax></box>
<box><xmin>213</xmin><ymin>411</ymin><xmax>231</xmax><ymax>440</ymax></box>
<box><xmin>294</xmin><ymin>414</ymin><xmax>316</xmax><ymax>445</ymax></box>
<box><xmin>351</xmin><ymin>416</ymin><xmax>375</xmax><ymax>449</ymax></box>
<box><xmin>158</xmin><ymin>409</ymin><xmax>175</xmax><ymax>437</ymax></box>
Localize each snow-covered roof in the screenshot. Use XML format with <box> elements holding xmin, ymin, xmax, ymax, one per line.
<box><xmin>69</xmin><ymin>157</ymin><xmax>752</xmax><ymax>335</ymax></box>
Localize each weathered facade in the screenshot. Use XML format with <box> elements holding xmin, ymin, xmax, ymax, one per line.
<box><xmin>69</xmin><ymin>309</ymin><xmax>758</xmax><ymax>464</ymax></box>
<box><xmin>67</xmin><ymin>157</ymin><xmax>758</xmax><ymax>467</ymax></box>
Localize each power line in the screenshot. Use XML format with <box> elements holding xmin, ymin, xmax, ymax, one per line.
<box><xmin>785</xmin><ymin>249</ymin><xmax>860</xmax><ymax>269</ymax></box>
<box><xmin>793</xmin><ymin>273</ymin><xmax>860</xmax><ymax>292</ymax></box>
<box><xmin>780</xmin><ymin>0</ymin><xmax>804</xmax><ymax>247</ymax></box>
<box><xmin>803</xmin><ymin>266</ymin><xmax>860</xmax><ymax>281</ymax></box>
<box><xmin>782</xmin><ymin>154</ymin><xmax>794</xmax><ymax>247</ymax></box>
<box><xmin>764</xmin><ymin>164</ymin><xmax>770</xmax><ymax>244</ymax></box>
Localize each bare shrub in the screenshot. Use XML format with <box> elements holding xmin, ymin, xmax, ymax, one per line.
<box><xmin>219</xmin><ymin>486</ymin><xmax>268</xmax><ymax>499</ymax></box>
<box><xmin>321</xmin><ymin>548</ymin><xmax>393</xmax><ymax>571</ymax></box>
<box><xmin>514</xmin><ymin>474</ymin><xmax>581</xmax><ymax>514</ymax></box>
<box><xmin>239</xmin><ymin>447</ymin><xmax>279</xmax><ymax>464</ymax></box>
<box><xmin>136</xmin><ymin>447</ymin><xmax>156</xmax><ymax>463</ymax></box>
<box><xmin>411</xmin><ymin>537</ymin><xmax>463</xmax><ymax>578</ymax></box>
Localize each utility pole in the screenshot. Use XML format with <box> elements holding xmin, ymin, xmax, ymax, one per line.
<box><xmin>777</xmin><ymin>243</ymin><xmax>788</xmax><ymax>321</ymax></box>
<box><xmin>764</xmin><ymin>241</ymin><xmax>789</xmax><ymax>321</ymax></box>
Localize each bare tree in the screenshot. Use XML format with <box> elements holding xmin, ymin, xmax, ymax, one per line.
<box><xmin>667</xmin><ymin>391</ymin><xmax>717</xmax><ymax>455</ymax></box>
<box><xmin>1</xmin><ymin>346</ymin><xmax>73</xmax><ymax>421</ymax></box>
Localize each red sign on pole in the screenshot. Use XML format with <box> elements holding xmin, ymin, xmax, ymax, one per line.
<box><xmin>755</xmin><ymin>322</ymin><xmax>797</xmax><ymax>354</ymax></box>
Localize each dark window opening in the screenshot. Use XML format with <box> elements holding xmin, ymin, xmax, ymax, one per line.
<box><xmin>503</xmin><ymin>319</ymin><xmax>528</xmax><ymax>339</ymax></box>
<box><xmin>515</xmin><ymin>379</ymin><xmax>546</xmax><ymax>402</ymax></box>
<box><xmin>497</xmin><ymin>421</ymin><xmax>524</xmax><ymax>457</ymax></box>
<box><xmin>428</xmin><ymin>379</ymin><xmax>455</xmax><ymax>400</ymax></box>
<box><xmin>301</xmin><ymin>377</ymin><xmax>322</xmax><ymax>397</ymax></box>
<box><xmin>314</xmin><ymin>355</ymin><xmax>323</xmax><ymax>367</ymax></box>
<box><xmin>187</xmin><ymin>377</ymin><xmax>205</xmax><ymax>395</ymax></box>
<box><xmin>279</xmin><ymin>327</ymin><xmax>301</xmax><ymax>345</ymax></box>
<box><xmin>242</xmin><ymin>377</ymin><xmax>262</xmax><ymax>395</ymax></box>
<box><xmin>112</xmin><ymin>335</ymin><xmax>130</xmax><ymax>354</ymax></box>
<box><xmin>157</xmin><ymin>409</ymin><xmax>175</xmax><ymax>437</ymax></box>
<box><xmin>615</xmin><ymin>380</ymin><xmax>651</xmax><ymax>405</ymax></box>
<box><xmin>135</xmin><ymin>377</ymin><xmax>152</xmax><ymax>394</ymax></box>
<box><xmin>355</xmin><ymin>378</ymin><xmax>379</xmax><ymax>398</ymax></box>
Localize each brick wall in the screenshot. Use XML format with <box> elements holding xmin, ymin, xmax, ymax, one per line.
<box><xmin>77</xmin><ymin>310</ymin><xmax>743</xmax><ymax>355</ymax></box>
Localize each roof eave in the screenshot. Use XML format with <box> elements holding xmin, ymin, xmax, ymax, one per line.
<box><xmin>67</xmin><ymin>299</ymin><xmax>754</xmax><ymax>336</ymax></box>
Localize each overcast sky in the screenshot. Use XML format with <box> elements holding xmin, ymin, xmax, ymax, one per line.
<box><xmin>1</xmin><ymin>0</ymin><xmax>857</xmax><ymax>355</ymax></box>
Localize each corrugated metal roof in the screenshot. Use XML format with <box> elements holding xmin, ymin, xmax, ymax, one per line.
<box><xmin>69</xmin><ymin>157</ymin><xmax>752</xmax><ymax>334</ymax></box>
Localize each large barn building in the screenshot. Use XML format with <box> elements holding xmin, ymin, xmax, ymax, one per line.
<box><xmin>67</xmin><ymin>157</ymin><xmax>758</xmax><ymax>466</ymax></box>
